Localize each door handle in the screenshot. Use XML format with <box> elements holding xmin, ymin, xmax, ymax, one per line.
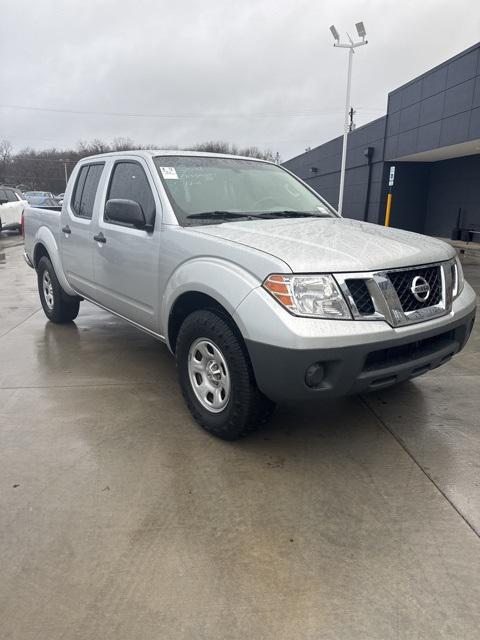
<box><xmin>93</xmin><ymin>232</ymin><xmax>107</xmax><ymax>244</ymax></box>
<box><xmin>62</xmin><ymin>225</ymin><xmax>71</xmax><ymax>235</ymax></box>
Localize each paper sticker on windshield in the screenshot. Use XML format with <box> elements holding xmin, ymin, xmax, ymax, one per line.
<box><xmin>159</xmin><ymin>166</ymin><xmax>178</xmax><ymax>180</ymax></box>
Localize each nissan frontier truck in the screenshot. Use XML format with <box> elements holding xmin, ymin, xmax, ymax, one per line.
<box><xmin>23</xmin><ymin>151</ymin><xmax>476</xmax><ymax>439</ymax></box>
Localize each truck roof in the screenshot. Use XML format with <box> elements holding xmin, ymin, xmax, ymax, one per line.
<box><xmin>78</xmin><ymin>149</ymin><xmax>271</xmax><ymax>163</ymax></box>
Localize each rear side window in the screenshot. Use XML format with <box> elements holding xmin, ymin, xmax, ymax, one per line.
<box><xmin>80</xmin><ymin>165</ymin><xmax>104</xmax><ymax>218</ymax></box>
<box><xmin>0</xmin><ymin>189</ymin><xmax>7</xmax><ymax>202</ymax></box>
<box><xmin>71</xmin><ymin>163</ymin><xmax>104</xmax><ymax>219</ymax></box>
<box><xmin>105</xmin><ymin>161</ymin><xmax>156</xmax><ymax>226</ymax></box>
<box><xmin>72</xmin><ymin>166</ymin><xmax>88</xmax><ymax>215</ymax></box>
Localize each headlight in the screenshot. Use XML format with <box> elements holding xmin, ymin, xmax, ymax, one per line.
<box><xmin>263</xmin><ymin>274</ymin><xmax>351</xmax><ymax>319</ymax></box>
<box><xmin>452</xmin><ymin>256</ymin><xmax>464</xmax><ymax>299</ymax></box>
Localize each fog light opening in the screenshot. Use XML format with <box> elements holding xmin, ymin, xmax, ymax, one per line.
<box><xmin>305</xmin><ymin>363</ymin><xmax>325</xmax><ymax>389</ymax></box>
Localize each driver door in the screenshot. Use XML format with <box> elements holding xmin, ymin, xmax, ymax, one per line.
<box><xmin>92</xmin><ymin>158</ymin><xmax>162</xmax><ymax>332</ymax></box>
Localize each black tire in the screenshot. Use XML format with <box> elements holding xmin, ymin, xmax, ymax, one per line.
<box><xmin>176</xmin><ymin>309</ymin><xmax>275</xmax><ymax>440</ymax></box>
<box><xmin>37</xmin><ymin>256</ymin><xmax>80</xmax><ymax>323</ymax></box>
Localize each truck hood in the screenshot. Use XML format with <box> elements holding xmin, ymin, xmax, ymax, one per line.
<box><xmin>193</xmin><ymin>217</ymin><xmax>455</xmax><ymax>273</ymax></box>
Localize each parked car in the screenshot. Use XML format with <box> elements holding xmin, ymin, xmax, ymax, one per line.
<box><xmin>0</xmin><ymin>186</ymin><xmax>28</xmax><ymax>233</ymax></box>
<box><xmin>24</xmin><ymin>195</ymin><xmax>62</xmax><ymax>211</ymax></box>
<box><xmin>24</xmin><ymin>191</ymin><xmax>55</xmax><ymax>200</ymax></box>
<box><xmin>23</xmin><ymin>151</ymin><xmax>476</xmax><ymax>439</ymax></box>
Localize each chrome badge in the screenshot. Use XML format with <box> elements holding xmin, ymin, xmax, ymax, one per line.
<box><xmin>410</xmin><ymin>276</ymin><xmax>430</xmax><ymax>302</ymax></box>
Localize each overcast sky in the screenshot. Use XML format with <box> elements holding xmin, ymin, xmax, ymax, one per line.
<box><xmin>1</xmin><ymin>0</ymin><xmax>479</xmax><ymax>160</ymax></box>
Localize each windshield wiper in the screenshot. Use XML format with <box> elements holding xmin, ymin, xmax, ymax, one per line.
<box><xmin>185</xmin><ymin>209</ymin><xmax>333</xmax><ymax>224</ymax></box>
<box><xmin>254</xmin><ymin>210</ymin><xmax>332</xmax><ymax>219</ymax></box>
<box><xmin>186</xmin><ymin>210</ymin><xmax>255</xmax><ymax>220</ymax></box>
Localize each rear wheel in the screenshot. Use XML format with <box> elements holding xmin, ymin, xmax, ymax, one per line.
<box><xmin>176</xmin><ymin>310</ymin><xmax>275</xmax><ymax>440</ymax></box>
<box><xmin>37</xmin><ymin>256</ymin><xmax>80</xmax><ymax>323</ymax></box>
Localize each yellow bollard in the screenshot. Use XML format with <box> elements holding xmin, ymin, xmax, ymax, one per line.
<box><xmin>384</xmin><ymin>192</ymin><xmax>392</xmax><ymax>227</ymax></box>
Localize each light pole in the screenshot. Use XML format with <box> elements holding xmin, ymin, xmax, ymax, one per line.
<box><xmin>59</xmin><ymin>159</ymin><xmax>69</xmax><ymax>189</ymax></box>
<box><xmin>330</xmin><ymin>21</ymin><xmax>368</xmax><ymax>216</ymax></box>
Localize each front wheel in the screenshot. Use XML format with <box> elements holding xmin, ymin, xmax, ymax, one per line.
<box><xmin>176</xmin><ymin>310</ymin><xmax>275</xmax><ymax>440</ymax></box>
<box><xmin>37</xmin><ymin>256</ymin><xmax>80</xmax><ymax>323</ymax></box>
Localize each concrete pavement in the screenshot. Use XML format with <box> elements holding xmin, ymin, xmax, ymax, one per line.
<box><xmin>0</xmin><ymin>241</ymin><xmax>479</xmax><ymax>640</ymax></box>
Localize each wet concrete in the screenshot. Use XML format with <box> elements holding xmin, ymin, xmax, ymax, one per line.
<box><xmin>0</xmin><ymin>230</ymin><xmax>24</xmax><ymax>251</ymax></box>
<box><xmin>0</xmin><ymin>241</ymin><xmax>479</xmax><ymax>640</ymax></box>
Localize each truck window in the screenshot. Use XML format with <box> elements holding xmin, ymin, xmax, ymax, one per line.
<box><xmin>72</xmin><ymin>166</ymin><xmax>88</xmax><ymax>215</ymax></box>
<box><xmin>71</xmin><ymin>163</ymin><xmax>104</xmax><ymax>219</ymax></box>
<box><xmin>105</xmin><ymin>161</ymin><xmax>156</xmax><ymax>226</ymax></box>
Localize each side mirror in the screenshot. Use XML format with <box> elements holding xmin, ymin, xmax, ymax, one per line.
<box><xmin>105</xmin><ymin>199</ymin><xmax>148</xmax><ymax>229</ymax></box>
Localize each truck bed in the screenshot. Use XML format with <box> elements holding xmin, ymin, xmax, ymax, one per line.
<box><xmin>23</xmin><ymin>206</ymin><xmax>61</xmax><ymax>260</ymax></box>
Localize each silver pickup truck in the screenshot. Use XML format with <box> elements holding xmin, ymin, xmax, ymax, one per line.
<box><xmin>24</xmin><ymin>150</ymin><xmax>476</xmax><ymax>439</ymax></box>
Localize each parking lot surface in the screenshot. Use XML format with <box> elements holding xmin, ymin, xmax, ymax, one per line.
<box><xmin>1</xmin><ymin>239</ymin><xmax>479</xmax><ymax>640</ymax></box>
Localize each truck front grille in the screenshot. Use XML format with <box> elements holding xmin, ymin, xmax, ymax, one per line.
<box><xmin>345</xmin><ymin>279</ymin><xmax>375</xmax><ymax>315</ymax></box>
<box><xmin>387</xmin><ymin>266</ymin><xmax>442</xmax><ymax>312</ymax></box>
<box><xmin>336</xmin><ymin>259</ymin><xmax>453</xmax><ymax>328</ymax></box>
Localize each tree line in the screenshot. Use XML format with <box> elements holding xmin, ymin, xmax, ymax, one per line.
<box><xmin>0</xmin><ymin>138</ymin><xmax>279</xmax><ymax>194</ymax></box>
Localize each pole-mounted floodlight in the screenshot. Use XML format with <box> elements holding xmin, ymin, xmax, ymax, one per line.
<box><xmin>355</xmin><ymin>21</ymin><xmax>366</xmax><ymax>39</ymax></box>
<box><xmin>329</xmin><ymin>25</ymin><xmax>340</xmax><ymax>41</ymax></box>
<box><xmin>330</xmin><ymin>21</ymin><xmax>368</xmax><ymax>216</ymax></box>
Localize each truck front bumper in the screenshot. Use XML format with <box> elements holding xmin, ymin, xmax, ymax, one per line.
<box><xmin>237</xmin><ymin>283</ymin><xmax>476</xmax><ymax>403</ymax></box>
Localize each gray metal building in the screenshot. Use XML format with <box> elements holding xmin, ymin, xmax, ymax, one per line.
<box><xmin>283</xmin><ymin>42</ymin><xmax>480</xmax><ymax>238</ymax></box>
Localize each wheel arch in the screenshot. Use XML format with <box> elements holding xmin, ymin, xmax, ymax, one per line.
<box><xmin>32</xmin><ymin>227</ymin><xmax>76</xmax><ymax>296</ymax></box>
<box><xmin>162</xmin><ymin>257</ymin><xmax>261</xmax><ymax>352</ymax></box>
<box><xmin>168</xmin><ymin>291</ymin><xmax>244</xmax><ymax>354</ymax></box>
<box><xmin>33</xmin><ymin>242</ymin><xmax>50</xmax><ymax>268</ymax></box>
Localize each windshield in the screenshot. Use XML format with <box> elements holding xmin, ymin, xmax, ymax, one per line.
<box><xmin>153</xmin><ymin>156</ymin><xmax>336</xmax><ymax>225</ymax></box>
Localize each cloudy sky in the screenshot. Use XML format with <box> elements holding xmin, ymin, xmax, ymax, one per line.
<box><xmin>1</xmin><ymin>0</ymin><xmax>479</xmax><ymax>160</ymax></box>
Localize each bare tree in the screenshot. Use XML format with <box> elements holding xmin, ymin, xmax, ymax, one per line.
<box><xmin>111</xmin><ymin>136</ymin><xmax>136</xmax><ymax>151</ymax></box>
<box><xmin>187</xmin><ymin>141</ymin><xmax>276</xmax><ymax>160</ymax></box>
<box><xmin>190</xmin><ymin>141</ymin><xmax>231</xmax><ymax>154</ymax></box>
<box><xmin>0</xmin><ymin>139</ymin><xmax>13</xmax><ymax>164</ymax></box>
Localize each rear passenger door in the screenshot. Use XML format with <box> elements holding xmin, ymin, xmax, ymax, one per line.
<box><xmin>60</xmin><ymin>162</ymin><xmax>105</xmax><ymax>298</ymax></box>
<box><xmin>92</xmin><ymin>158</ymin><xmax>161</xmax><ymax>332</ymax></box>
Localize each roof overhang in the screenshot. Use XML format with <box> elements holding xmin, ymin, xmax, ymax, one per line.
<box><xmin>393</xmin><ymin>139</ymin><xmax>480</xmax><ymax>162</ymax></box>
